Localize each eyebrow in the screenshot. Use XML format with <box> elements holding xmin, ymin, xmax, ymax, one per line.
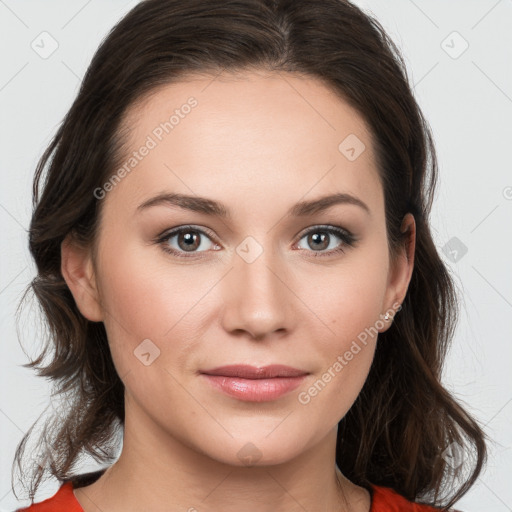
<box><xmin>136</xmin><ymin>191</ymin><xmax>371</xmax><ymax>217</ymax></box>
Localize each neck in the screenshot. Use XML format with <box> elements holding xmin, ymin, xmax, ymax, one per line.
<box><xmin>73</xmin><ymin>395</ymin><xmax>369</xmax><ymax>512</ymax></box>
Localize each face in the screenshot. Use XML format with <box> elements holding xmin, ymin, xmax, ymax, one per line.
<box><xmin>64</xmin><ymin>70</ymin><xmax>412</xmax><ymax>467</ymax></box>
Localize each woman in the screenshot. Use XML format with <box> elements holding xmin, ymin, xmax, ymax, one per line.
<box><xmin>13</xmin><ymin>0</ymin><xmax>487</xmax><ymax>510</ymax></box>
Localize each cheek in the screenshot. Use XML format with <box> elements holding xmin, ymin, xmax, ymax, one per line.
<box><xmin>297</xmin><ymin>340</ymin><xmax>375</xmax><ymax>438</ymax></box>
<box><xmin>294</xmin><ymin>256</ymin><xmax>388</xmax><ymax>350</ymax></box>
<box><xmin>290</xmin><ymin>259</ymin><xmax>387</xmax><ymax>423</ymax></box>
<box><xmin>294</xmin><ymin>279</ymin><xmax>381</xmax><ymax>426</ymax></box>
<box><xmin>94</xmin><ymin>241</ymin><xmax>216</xmax><ymax>373</ymax></box>
<box><xmin>97</xmin><ymin>238</ymin><xmax>196</xmax><ymax>330</ymax></box>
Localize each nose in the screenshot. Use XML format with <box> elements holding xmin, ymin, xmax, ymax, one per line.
<box><xmin>219</xmin><ymin>243</ymin><xmax>295</xmax><ymax>341</ymax></box>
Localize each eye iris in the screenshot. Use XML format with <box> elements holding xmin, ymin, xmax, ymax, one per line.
<box><xmin>308</xmin><ymin>232</ymin><xmax>329</xmax><ymax>251</ymax></box>
<box><xmin>178</xmin><ymin>231</ymin><xmax>200</xmax><ymax>251</ymax></box>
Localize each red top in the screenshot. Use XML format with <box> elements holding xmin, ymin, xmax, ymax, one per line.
<box><xmin>17</xmin><ymin>481</ymin><xmax>445</xmax><ymax>511</ymax></box>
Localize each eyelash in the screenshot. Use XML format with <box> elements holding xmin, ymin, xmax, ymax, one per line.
<box><xmin>154</xmin><ymin>224</ymin><xmax>357</xmax><ymax>260</ymax></box>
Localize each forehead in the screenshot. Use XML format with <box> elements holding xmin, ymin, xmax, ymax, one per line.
<box><xmin>108</xmin><ymin>70</ymin><xmax>383</xmax><ymax>217</ymax></box>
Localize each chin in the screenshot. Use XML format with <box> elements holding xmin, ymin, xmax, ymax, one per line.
<box><xmin>198</xmin><ymin>429</ymin><xmax>312</xmax><ymax>468</ymax></box>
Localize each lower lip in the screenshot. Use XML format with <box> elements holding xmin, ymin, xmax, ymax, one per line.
<box><xmin>201</xmin><ymin>374</ymin><xmax>307</xmax><ymax>402</ymax></box>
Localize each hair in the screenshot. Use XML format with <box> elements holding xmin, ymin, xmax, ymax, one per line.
<box><xmin>13</xmin><ymin>0</ymin><xmax>488</xmax><ymax>509</ymax></box>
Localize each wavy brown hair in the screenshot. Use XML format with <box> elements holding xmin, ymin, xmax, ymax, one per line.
<box><xmin>12</xmin><ymin>0</ymin><xmax>487</xmax><ymax>508</ymax></box>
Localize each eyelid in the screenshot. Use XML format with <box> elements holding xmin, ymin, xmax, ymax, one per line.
<box><xmin>158</xmin><ymin>224</ymin><xmax>218</xmax><ymax>242</ymax></box>
<box><xmin>294</xmin><ymin>224</ymin><xmax>352</xmax><ymax>240</ymax></box>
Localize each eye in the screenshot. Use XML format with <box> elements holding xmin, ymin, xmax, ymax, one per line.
<box><xmin>155</xmin><ymin>224</ymin><xmax>357</xmax><ymax>260</ymax></box>
<box><xmin>156</xmin><ymin>225</ymin><xmax>220</xmax><ymax>258</ymax></box>
<box><xmin>294</xmin><ymin>225</ymin><xmax>356</xmax><ymax>257</ymax></box>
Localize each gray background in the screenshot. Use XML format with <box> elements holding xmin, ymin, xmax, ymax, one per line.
<box><xmin>1</xmin><ymin>0</ymin><xmax>511</xmax><ymax>510</ymax></box>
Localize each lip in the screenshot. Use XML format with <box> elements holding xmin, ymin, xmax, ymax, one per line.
<box><xmin>202</xmin><ymin>364</ymin><xmax>308</xmax><ymax>379</ymax></box>
<box><xmin>200</xmin><ymin>365</ymin><xmax>309</xmax><ymax>402</ymax></box>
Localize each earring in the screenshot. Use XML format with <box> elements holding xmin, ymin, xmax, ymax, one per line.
<box><xmin>383</xmin><ymin>303</ymin><xmax>401</xmax><ymax>322</ymax></box>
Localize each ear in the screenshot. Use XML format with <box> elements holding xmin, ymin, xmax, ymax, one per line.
<box><xmin>61</xmin><ymin>233</ymin><xmax>104</xmax><ymax>322</ymax></box>
<box><xmin>379</xmin><ymin>212</ymin><xmax>416</xmax><ymax>332</ymax></box>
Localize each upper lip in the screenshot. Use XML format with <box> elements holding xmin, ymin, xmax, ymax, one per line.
<box><xmin>201</xmin><ymin>364</ymin><xmax>309</xmax><ymax>379</ymax></box>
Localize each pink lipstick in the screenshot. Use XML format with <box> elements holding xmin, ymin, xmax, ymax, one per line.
<box><xmin>200</xmin><ymin>364</ymin><xmax>308</xmax><ymax>402</ymax></box>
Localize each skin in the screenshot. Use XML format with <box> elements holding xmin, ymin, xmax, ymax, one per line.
<box><xmin>61</xmin><ymin>69</ymin><xmax>415</xmax><ymax>512</ymax></box>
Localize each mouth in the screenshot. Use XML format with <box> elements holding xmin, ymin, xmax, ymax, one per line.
<box><xmin>200</xmin><ymin>365</ymin><xmax>309</xmax><ymax>402</ymax></box>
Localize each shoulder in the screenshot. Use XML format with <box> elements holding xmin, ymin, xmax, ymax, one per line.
<box><xmin>15</xmin><ymin>482</ymin><xmax>82</xmax><ymax>512</ymax></box>
<box><xmin>370</xmin><ymin>484</ymin><xmax>462</xmax><ymax>511</ymax></box>
<box><xmin>15</xmin><ymin>469</ymin><xmax>106</xmax><ymax>511</ymax></box>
